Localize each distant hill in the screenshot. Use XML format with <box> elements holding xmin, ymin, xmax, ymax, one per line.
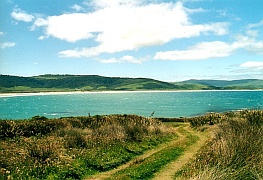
<box><xmin>0</xmin><ymin>74</ymin><xmax>180</xmax><ymax>93</ymax></box>
<box><xmin>0</xmin><ymin>75</ymin><xmax>262</xmax><ymax>93</ymax></box>
<box><xmin>176</xmin><ymin>79</ymin><xmax>263</xmax><ymax>90</ymax></box>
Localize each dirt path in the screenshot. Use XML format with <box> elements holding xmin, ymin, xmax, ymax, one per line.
<box><xmin>85</xmin><ymin>125</ymin><xmax>213</xmax><ymax>180</ymax></box>
<box><xmin>85</xmin><ymin>127</ymin><xmax>185</xmax><ymax>180</ymax></box>
<box><xmin>152</xmin><ymin>126</ymin><xmax>212</xmax><ymax>180</ymax></box>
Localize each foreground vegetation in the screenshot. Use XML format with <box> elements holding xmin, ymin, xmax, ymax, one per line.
<box><xmin>107</xmin><ymin>126</ymin><xmax>199</xmax><ymax>180</ymax></box>
<box><xmin>1</xmin><ymin>110</ymin><xmax>262</xmax><ymax>179</ymax></box>
<box><xmin>175</xmin><ymin>110</ymin><xmax>263</xmax><ymax>179</ymax></box>
<box><xmin>0</xmin><ymin>115</ymin><xmax>174</xmax><ymax>179</ymax></box>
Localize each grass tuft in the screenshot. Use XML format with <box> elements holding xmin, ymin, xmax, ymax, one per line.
<box><xmin>175</xmin><ymin>110</ymin><xmax>263</xmax><ymax>180</ymax></box>
<box><xmin>0</xmin><ymin>114</ymin><xmax>173</xmax><ymax>179</ymax></box>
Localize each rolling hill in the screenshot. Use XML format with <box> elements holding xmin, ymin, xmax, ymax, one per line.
<box><xmin>0</xmin><ymin>74</ymin><xmax>262</xmax><ymax>93</ymax></box>
<box><xmin>0</xmin><ymin>74</ymin><xmax>180</xmax><ymax>93</ymax></box>
<box><xmin>177</xmin><ymin>79</ymin><xmax>263</xmax><ymax>90</ymax></box>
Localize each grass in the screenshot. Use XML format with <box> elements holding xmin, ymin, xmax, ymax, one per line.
<box><xmin>0</xmin><ymin>114</ymin><xmax>175</xmax><ymax>179</ymax></box>
<box><xmin>175</xmin><ymin>110</ymin><xmax>263</xmax><ymax>180</ymax></box>
<box><xmin>1</xmin><ymin>110</ymin><xmax>262</xmax><ymax>179</ymax></box>
<box><xmin>109</xmin><ymin>147</ymin><xmax>184</xmax><ymax>180</ymax></box>
<box><xmin>107</xmin><ymin>127</ymin><xmax>199</xmax><ymax>180</ymax></box>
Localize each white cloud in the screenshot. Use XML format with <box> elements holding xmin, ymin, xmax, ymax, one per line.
<box><xmin>30</xmin><ymin>18</ymin><xmax>48</xmax><ymax>31</ymax></box>
<box><xmin>232</xmin><ymin>61</ymin><xmax>263</xmax><ymax>76</ymax></box>
<box><xmin>38</xmin><ymin>36</ymin><xmax>46</xmax><ymax>40</ymax></box>
<box><xmin>235</xmin><ymin>34</ymin><xmax>263</xmax><ymax>54</ymax></box>
<box><xmin>88</xmin><ymin>0</ymin><xmax>141</xmax><ymax>9</ymax></box>
<box><xmin>1</xmin><ymin>42</ymin><xmax>16</xmax><ymax>49</ymax></box>
<box><xmin>0</xmin><ymin>32</ymin><xmax>3</xmax><ymax>35</ymax></box>
<box><xmin>98</xmin><ymin>55</ymin><xmax>147</xmax><ymax>64</ymax></box>
<box><xmin>246</xmin><ymin>30</ymin><xmax>258</xmax><ymax>37</ymax></box>
<box><xmin>246</xmin><ymin>41</ymin><xmax>263</xmax><ymax>54</ymax></box>
<box><xmin>71</xmin><ymin>4</ymin><xmax>83</xmax><ymax>11</ymax></box>
<box><xmin>11</xmin><ymin>8</ymin><xmax>35</xmax><ymax>22</ymax></box>
<box><xmin>240</xmin><ymin>61</ymin><xmax>263</xmax><ymax>70</ymax></box>
<box><xmin>247</xmin><ymin>19</ymin><xmax>263</xmax><ymax>29</ymax></box>
<box><xmin>46</xmin><ymin>13</ymin><xmax>95</xmax><ymax>42</ymax></box>
<box><xmin>154</xmin><ymin>34</ymin><xmax>263</xmax><ymax>61</ymax></box>
<box><xmin>29</xmin><ymin>1</ymin><xmax>228</xmax><ymax>57</ymax></box>
<box><xmin>59</xmin><ymin>48</ymin><xmax>93</xmax><ymax>58</ymax></box>
<box><xmin>217</xmin><ymin>9</ymin><xmax>227</xmax><ymax>17</ymax></box>
<box><xmin>154</xmin><ymin>41</ymin><xmax>235</xmax><ymax>60</ymax></box>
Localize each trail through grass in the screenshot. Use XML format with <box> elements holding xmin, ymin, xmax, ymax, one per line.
<box><xmin>85</xmin><ymin>126</ymin><xmax>182</xmax><ymax>180</ymax></box>
<box><xmin>2</xmin><ymin>110</ymin><xmax>261</xmax><ymax>179</ymax></box>
<box><xmin>0</xmin><ymin>115</ymin><xmax>174</xmax><ymax>180</ymax></box>
<box><xmin>175</xmin><ymin>110</ymin><xmax>263</xmax><ymax>180</ymax></box>
<box><xmin>152</xmin><ymin>126</ymin><xmax>213</xmax><ymax>180</ymax></box>
<box><xmin>85</xmin><ymin>123</ymin><xmax>211</xmax><ymax>180</ymax></box>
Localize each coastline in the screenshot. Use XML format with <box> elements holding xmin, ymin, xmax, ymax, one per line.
<box><xmin>0</xmin><ymin>89</ymin><xmax>262</xmax><ymax>98</ymax></box>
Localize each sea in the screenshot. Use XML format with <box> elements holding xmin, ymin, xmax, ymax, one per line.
<box><xmin>0</xmin><ymin>90</ymin><xmax>262</xmax><ymax>120</ymax></box>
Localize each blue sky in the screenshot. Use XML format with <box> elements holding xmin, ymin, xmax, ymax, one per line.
<box><xmin>0</xmin><ymin>0</ymin><xmax>263</xmax><ymax>81</ymax></box>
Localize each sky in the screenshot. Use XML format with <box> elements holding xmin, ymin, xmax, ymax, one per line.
<box><xmin>0</xmin><ymin>0</ymin><xmax>263</xmax><ymax>82</ymax></box>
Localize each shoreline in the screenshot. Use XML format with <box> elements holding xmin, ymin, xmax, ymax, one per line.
<box><xmin>0</xmin><ymin>89</ymin><xmax>262</xmax><ymax>98</ymax></box>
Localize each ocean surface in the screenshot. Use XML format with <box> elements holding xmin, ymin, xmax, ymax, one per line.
<box><xmin>0</xmin><ymin>90</ymin><xmax>262</xmax><ymax>120</ymax></box>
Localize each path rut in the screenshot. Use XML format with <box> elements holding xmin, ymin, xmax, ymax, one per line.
<box><xmin>85</xmin><ymin>125</ymin><xmax>212</xmax><ymax>180</ymax></box>
<box><xmin>152</xmin><ymin>126</ymin><xmax>212</xmax><ymax>180</ymax></box>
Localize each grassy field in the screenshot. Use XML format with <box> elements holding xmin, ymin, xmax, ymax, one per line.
<box><xmin>105</xmin><ymin>126</ymin><xmax>199</xmax><ymax>180</ymax></box>
<box><xmin>0</xmin><ymin>115</ymin><xmax>175</xmax><ymax>179</ymax></box>
<box><xmin>0</xmin><ymin>110</ymin><xmax>262</xmax><ymax>180</ymax></box>
<box><xmin>175</xmin><ymin>110</ymin><xmax>263</xmax><ymax>180</ymax></box>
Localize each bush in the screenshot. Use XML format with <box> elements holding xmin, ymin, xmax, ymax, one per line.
<box><xmin>30</xmin><ymin>115</ymin><xmax>48</xmax><ymax>121</ymax></box>
<box><xmin>0</xmin><ymin>114</ymin><xmax>173</xmax><ymax>179</ymax></box>
<box><xmin>63</xmin><ymin>129</ymin><xmax>88</xmax><ymax>148</ymax></box>
<box><xmin>244</xmin><ymin>110</ymin><xmax>263</xmax><ymax>126</ymax></box>
<box><xmin>189</xmin><ymin>113</ymin><xmax>228</xmax><ymax>128</ymax></box>
<box><xmin>26</xmin><ymin>138</ymin><xmax>58</xmax><ymax>163</ymax></box>
<box><xmin>177</xmin><ymin>110</ymin><xmax>263</xmax><ymax>179</ymax></box>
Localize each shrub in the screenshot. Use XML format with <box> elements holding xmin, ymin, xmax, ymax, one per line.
<box><xmin>0</xmin><ymin>114</ymin><xmax>173</xmax><ymax>179</ymax></box>
<box><xmin>63</xmin><ymin>129</ymin><xmax>88</xmax><ymax>148</ymax></box>
<box><xmin>189</xmin><ymin>113</ymin><xmax>228</xmax><ymax>128</ymax></box>
<box><xmin>245</xmin><ymin>109</ymin><xmax>263</xmax><ymax>126</ymax></box>
<box><xmin>92</xmin><ymin>124</ymin><xmax>126</xmax><ymax>143</ymax></box>
<box><xmin>30</xmin><ymin>115</ymin><xmax>48</xmax><ymax>121</ymax></box>
<box><xmin>176</xmin><ymin>110</ymin><xmax>263</xmax><ymax>179</ymax></box>
<box><xmin>26</xmin><ymin>138</ymin><xmax>58</xmax><ymax>163</ymax></box>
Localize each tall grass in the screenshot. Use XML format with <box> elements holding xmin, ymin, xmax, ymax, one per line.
<box><xmin>0</xmin><ymin>114</ymin><xmax>173</xmax><ymax>179</ymax></box>
<box><xmin>175</xmin><ymin>110</ymin><xmax>263</xmax><ymax>180</ymax></box>
<box><xmin>109</xmin><ymin>127</ymin><xmax>199</xmax><ymax>180</ymax></box>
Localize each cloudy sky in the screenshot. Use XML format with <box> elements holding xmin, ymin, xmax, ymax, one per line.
<box><xmin>1</xmin><ymin>0</ymin><xmax>263</xmax><ymax>81</ymax></box>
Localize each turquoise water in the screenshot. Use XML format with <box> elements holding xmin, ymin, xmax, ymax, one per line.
<box><xmin>0</xmin><ymin>91</ymin><xmax>262</xmax><ymax>119</ymax></box>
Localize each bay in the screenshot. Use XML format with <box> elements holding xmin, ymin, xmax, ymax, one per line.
<box><xmin>0</xmin><ymin>90</ymin><xmax>262</xmax><ymax>120</ymax></box>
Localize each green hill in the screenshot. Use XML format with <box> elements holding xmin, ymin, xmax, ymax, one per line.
<box><xmin>0</xmin><ymin>75</ymin><xmax>262</xmax><ymax>93</ymax></box>
<box><xmin>0</xmin><ymin>74</ymin><xmax>179</xmax><ymax>93</ymax></box>
<box><xmin>176</xmin><ymin>79</ymin><xmax>263</xmax><ymax>90</ymax></box>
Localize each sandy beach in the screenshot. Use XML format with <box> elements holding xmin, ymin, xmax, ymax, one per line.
<box><xmin>0</xmin><ymin>89</ymin><xmax>260</xmax><ymax>98</ymax></box>
<box><xmin>0</xmin><ymin>91</ymin><xmax>80</xmax><ymax>98</ymax></box>
<box><xmin>0</xmin><ymin>91</ymin><xmax>151</xmax><ymax>98</ymax></box>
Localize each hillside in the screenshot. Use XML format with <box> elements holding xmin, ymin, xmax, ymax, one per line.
<box><xmin>175</xmin><ymin>79</ymin><xmax>263</xmax><ymax>90</ymax></box>
<box><xmin>0</xmin><ymin>74</ymin><xmax>180</xmax><ymax>93</ymax></box>
<box><xmin>0</xmin><ymin>75</ymin><xmax>262</xmax><ymax>93</ymax></box>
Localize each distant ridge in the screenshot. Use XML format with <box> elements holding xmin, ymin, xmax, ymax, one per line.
<box><xmin>181</xmin><ymin>79</ymin><xmax>260</xmax><ymax>87</ymax></box>
<box><xmin>0</xmin><ymin>74</ymin><xmax>178</xmax><ymax>93</ymax></box>
<box><xmin>0</xmin><ymin>74</ymin><xmax>262</xmax><ymax>93</ymax></box>
<box><xmin>178</xmin><ymin>79</ymin><xmax>263</xmax><ymax>90</ymax></box>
